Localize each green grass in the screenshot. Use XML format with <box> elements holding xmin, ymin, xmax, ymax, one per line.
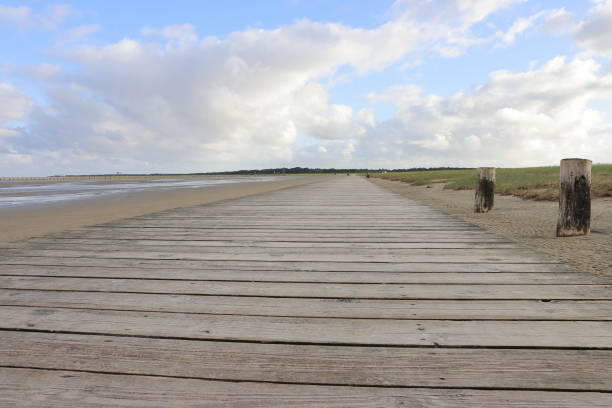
<box><xmin>372</xmin><ymin>165</ymin><xmax>612</xmax><ymax>200</ymax></box>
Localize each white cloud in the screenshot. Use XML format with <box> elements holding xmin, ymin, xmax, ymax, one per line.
<box><xmin>2</xmin><ymin>0</ymin><xmax>526</xmax><ymax>172</ymax></box>
<box><xmin>58</xmin><ymin>24</ymin><xmax>101</xmax><ymax>43</ymax></box>
<box><xmin>393</xmin><ymin>0</ymin><xmax>525</xmax><ymax>25</ymax></box>
<box><xmin>540</xmin><ymin>8</ymin><xmax>574</xmax><ymax>36</ymax></box>
<box><xmin>391</xmin><ymin>0</ymin><xmax>526</xmax><ymax>57</ymax></box>
<box><xmin>357</xmin><ymin>57</ymin><xmax>612</xmax><ymax>167</ymax></box>
<box><xmin>0</xmin><ymin>83</ymin><xmax>32</xmax><ymax>123</ymax></box>
<box><xmin>6</xmin><ymin>15</ymin><xmax>461</xmax><ymax>172</ymax></box>
<box><xmin>412</xmin><ymin>133</ymin><xmax>452</xmax><ymax>150</ymax></box>
<box><xmin>291</xmin><ymin>83</ymin><xmax>353</xmax><ymax>140</ymax></box>
<box><xmin>141</xmin><ymin>23</ymin><xmax>197</xmax><ymax>44</ymax></box>
<box><xmin>356</xmin><ymin>108</ymin><xmax>375</xmax><ymax>127</ymax></box>
<box><xmin>40</xmin><ymin>3</ymin><xmax>74</xmax><ymax>29</ymax></box>
<box><xmin>496</xmin><ymin>10</ymin><xmax>547</xmax><ymax>47</ymax></box>
<box><xmin>0</xmin><ymin>3</ymin><xmax>76</xmax><ymax>29</ymax></box>
<box><xmin>573</xmin><ymin>0</ymin><xmax>612</xmax><ymax>58</ymax></box>
<box><xmin>0</xmin><ymin>5</ymin><xmax>30</xmax><ymax>25</ymax></box>
<box><xmin>0</xmin><ymin>83</ymin><xmax>32</xmax><ymax>173</ymax></box>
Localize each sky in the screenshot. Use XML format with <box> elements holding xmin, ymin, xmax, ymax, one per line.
<box><xmin>1</xmin><ymin>0</ymin><xmax>612</xmax><ymax>175</ymax></box>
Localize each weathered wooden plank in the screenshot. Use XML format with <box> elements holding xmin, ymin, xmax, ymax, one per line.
<box><xmin>42</xmin><ymin>232</ymin><xmax>512</xmax><ymax>243</ymax></box>
<box><xmin>0</xmin><ymin>256</ymin><xmax>576</xmax><ymax>272</ymax></box>
<box><xmin>3</xmin><ymin>289</ymin><xmax>612</xmax><ymax>320</ymax></box>
<box><xmin>0</xmin><ymin>248</ymin><xmax>556</xmax><ymax>263</ymax></box>
<box><xmin>137</xmin><ymin>216</ymin><xmax>466</xmax><ymax>221</ymax></box>
<box><xmin>3</xmin><ymin>277</ymin><xmax>610</xmax><ymax>299</ymax></box>
<box><xmin>2</xmin><ymin>306</ymin><xmax>611</xmax><ymax>347</ymax></box>
<box><xmin>94</xmin><ymin>224</ymin><xmax>483</xmax><ymax>231</ymax></box>
<box><xmin>2</xmin><ymin>332</ymin><xmax>611</xmax><ymax>390</ymax></box>
<box><xmin>2</xmin><ymin>243</ymin><xmax>532</xmax><ymax>255</ymax></box>
<box><xmin>113</xmin><ymin>219</ymin><xmax>471</xmax><ymax>226</ymax></box>
<box><xmin>131</xmin><ymin>211</ymin><xmax>465</xmax><ymax>217</ymax></box>
<box><xmin>133</xmin><ymin>218</ymin><xmax>464</xmax><ymax>222</ymax></box>
<box><xmin>0</xmin><ymin>265</ymin><xmax>602</xmax><ymax>283</ymax></box>
<box><xmin>54</xmin><ymin>227</ymin><xmax>506</xmax><ymax>238</ymax></box>
<box><xmin>17</xmin><ymin>238</ymin><xmax>523</xmax><ymax>249</ymax></box>
<box><xmin>3</xmin><ymin>367</ymin><xmax>611</xmax><ymax>408</ymax></box>
<box><xmin>72</xmin><ymin>228</ymin><xmax>497</xmax><ymax>235</ymax></box>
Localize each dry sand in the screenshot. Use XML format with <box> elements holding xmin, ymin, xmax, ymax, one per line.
<box><xmin>371</xmin><ymin>178</ymin><xmax>612</xmax><ymax>280</ymax></box>
<box><xmin>0</xmin><ymin>176</ymin><xmax>326</xmax><ymax>243</ymax></box>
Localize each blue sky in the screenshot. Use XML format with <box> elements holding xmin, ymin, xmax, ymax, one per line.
<box><xmin>1</xmin><ymin>0</ymin><xmax>612</xmax><ymax>175</ymax></box>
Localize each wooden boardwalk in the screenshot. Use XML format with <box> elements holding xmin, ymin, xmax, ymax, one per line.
<box><xmin>0</xmin><ymin>176</ymin><xmax>611</xmax><ymax>407</ymax></box>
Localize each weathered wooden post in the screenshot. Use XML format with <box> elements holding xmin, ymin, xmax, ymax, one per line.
<box><xmin>474</xmin><ymin>167</ymin><xmax>495</xmax><ymax>213</ymax></box>
<box><xmin>556</xmin><ymin>158</ymin><xmax>591</xmax><ymax>237</ymax></box>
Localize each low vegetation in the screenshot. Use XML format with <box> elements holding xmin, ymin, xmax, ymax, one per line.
<box><xmin>372</xmin><ymin>165</ymin><xmax>612</xmax><ymax>201</ymax></box>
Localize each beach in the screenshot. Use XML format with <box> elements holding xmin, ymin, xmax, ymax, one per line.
<box><xmin>371</xmin><ymin>178</ymin><xmax>612</xmax><ymax>279</ymax></box>
<box><xmin>0</xmin><ymin>176</ymin><xmax>325</xmax><ymax>242</ymax></box>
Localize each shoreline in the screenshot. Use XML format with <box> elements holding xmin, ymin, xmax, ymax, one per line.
<box><xmin>0</xmin><ymin>176</ymin><xmax>327</xmax><ymax>243</ymax></box>
<box><xmin>370</xmin><ymin>178</ymin><xmax>612</xmax><ymax>279</ymax></box>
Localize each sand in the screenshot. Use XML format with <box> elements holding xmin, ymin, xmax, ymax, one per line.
<box><xmin>0</xmin><ymin>176</ymin><xmax>326</xmax><ymax>243</ymax></box>
<box><xmin>371</xmin><ymin>178</ymin><xmax>612</xmax><ymax>280</ymax></box>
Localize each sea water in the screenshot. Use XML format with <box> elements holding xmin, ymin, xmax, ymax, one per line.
<box><xmin>0</xmin><ymin>176</ymin><xmax>281</xmax><ymax>207</ymax></box>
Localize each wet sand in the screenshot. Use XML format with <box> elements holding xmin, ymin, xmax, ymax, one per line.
<box><xmin>371</xmin><ymin>178</ymin><xmax>612</xmax><ymax>279</ymax></box>
<box><xmin>0</xmin><ymin>176</ymin><xmax>326</xmax><ymax>242</ymax></box>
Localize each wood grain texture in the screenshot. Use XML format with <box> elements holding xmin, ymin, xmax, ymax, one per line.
<box><xmin>3</xmin><ymin>289</ymin><xmax>612</xmax><ymax>320</ymax></box>
<box><xmin>0</xmin><ymin>256</ymin><xmax>575</xmax><ymax>272</ymax></box>
<box><xmin>1</xmin><ymin>176</ymin><xmax>611</xmax><ymax>405</ymax></box>
<box><xmin>2</xmin><ymin>331</ymin><xmax>611</xmax><ymax>390</ymax></box>
<box><xmin>0</xmin><ymin>265</ymin><xmax>603</xmax><ymax>283</ymax></box>
<box><xmin>3</xmin><ymin>367</ymin><xmax>612</xmax><ymax>408</ymax></box>
<box><xmin>2</xmin><ymin>276</ymin><xmax>611</xmax><ymax>299</ymax></box>
<box><xmin>0</xmin><ymin>247</ymin><xmax>556</xmax><ymax>263</ymax></box>
<box><xmin>2</xmin><ymin>306</ymin><xmax>612</xmax><ymax>347</ymax></box>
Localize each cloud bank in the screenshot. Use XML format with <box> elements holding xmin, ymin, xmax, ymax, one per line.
<box><xmin>359</xmin><ymin>57</ymin><xmax>612</xmax><ymax>168</ymax></box>
<box><xmin>1</xmin><ymin>0</ymin><xmax>612</xmax><ymax>175</ymax></box>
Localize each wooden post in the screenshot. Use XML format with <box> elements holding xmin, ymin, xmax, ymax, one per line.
<box><xmin>557</xmin><ymin>158</ymin><xmax>591</xmax><ymax>237</ymax></box>
<box><xmin>474</xmin><ymin>167</ymin><xmax>495</xmax><ymax>213</ymax></box>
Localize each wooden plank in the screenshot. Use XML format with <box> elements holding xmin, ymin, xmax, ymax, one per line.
<box><xmin>0</xmin><ymin>248</ymin><xmax>556</xmax><ymax>263</ymax></box>
<box><xmin>2</xmin><ymin>306</ymin><xmax>611</xmax><ymax>347</ymax></box>
<box><xmin>2</xmin><ymin>244</ymin><xmax>534</xmax><ymax>256</ymax></box>
<box><xmin>111</xmin><ymin>219</ymin><xmax>472</xmax><ymax>226</ymax></box>
<box><xmin>3</xmin><ymin>368</ymin><xmax>611</xmax><ymax>408</ymax></box>
<box><xmin>1</xmin><ymin>242</ymin><xmax>528</xmax><ymax>252</ymax></box>
<box><xmin>108</xmin><ymin>220</ymin><xmax>475</xmax><ymax>227</ymax></box>
<box><xmin>52</xmin><ymin>228</ymin><xmax>508</xmax><ymax>239</ymax></box>
<box><xmin>2</xmin><ymin>332</ymin><xmax>611</xmax><ymax>390</ymax></box>
<box><xmin>3</xmin><ymin>289</ymin><xmax>612</xmax><ymax>320</ymax></box>
<box><xmin>0</xmin><ymin>256</ymin><xmax>576</xmax><ymax>272</ymax></box>
<box><xmin>92</xmin><ymin>224</ymin><xmax>483</xmax><ymax>231</ymax></box>
<box><xmin>0</xmin><ymin>265</ymin><xmax>603</xmax><ymax>283</ymax></box>
<box><xmin>132</xmin><ymin>213</ymin><xmax>468</xmax><ymax>218</ymax></box>
<box><xmin>17</xmin><ymin>238</ymin><xmax>523</xmax><ymax>249</ymax></box>
<box><xmin>3</xmin><ymin>276</ymin><xmax>610</xmax><ymax>299</ymax></box>
<box><xmin>41</xmin><ymin>234</ymin><xmax>513</xmax><ymax>243</ymax></box>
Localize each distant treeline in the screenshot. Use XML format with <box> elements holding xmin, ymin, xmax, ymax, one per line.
<box><xmin>187</xmin><ymin>166</ymin><xmax>473</xmax><ymax>175</ymax></box>
<box><xmin>60</xmin><ymin>166</ymin><xmax>473</xmax><ymax>177</ymax></box>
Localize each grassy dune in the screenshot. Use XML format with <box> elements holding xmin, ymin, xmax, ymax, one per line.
<box><xmin>373</xmin><ymin>165</ymin><xmax>612</xmax><ymax>200</ymax></box>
